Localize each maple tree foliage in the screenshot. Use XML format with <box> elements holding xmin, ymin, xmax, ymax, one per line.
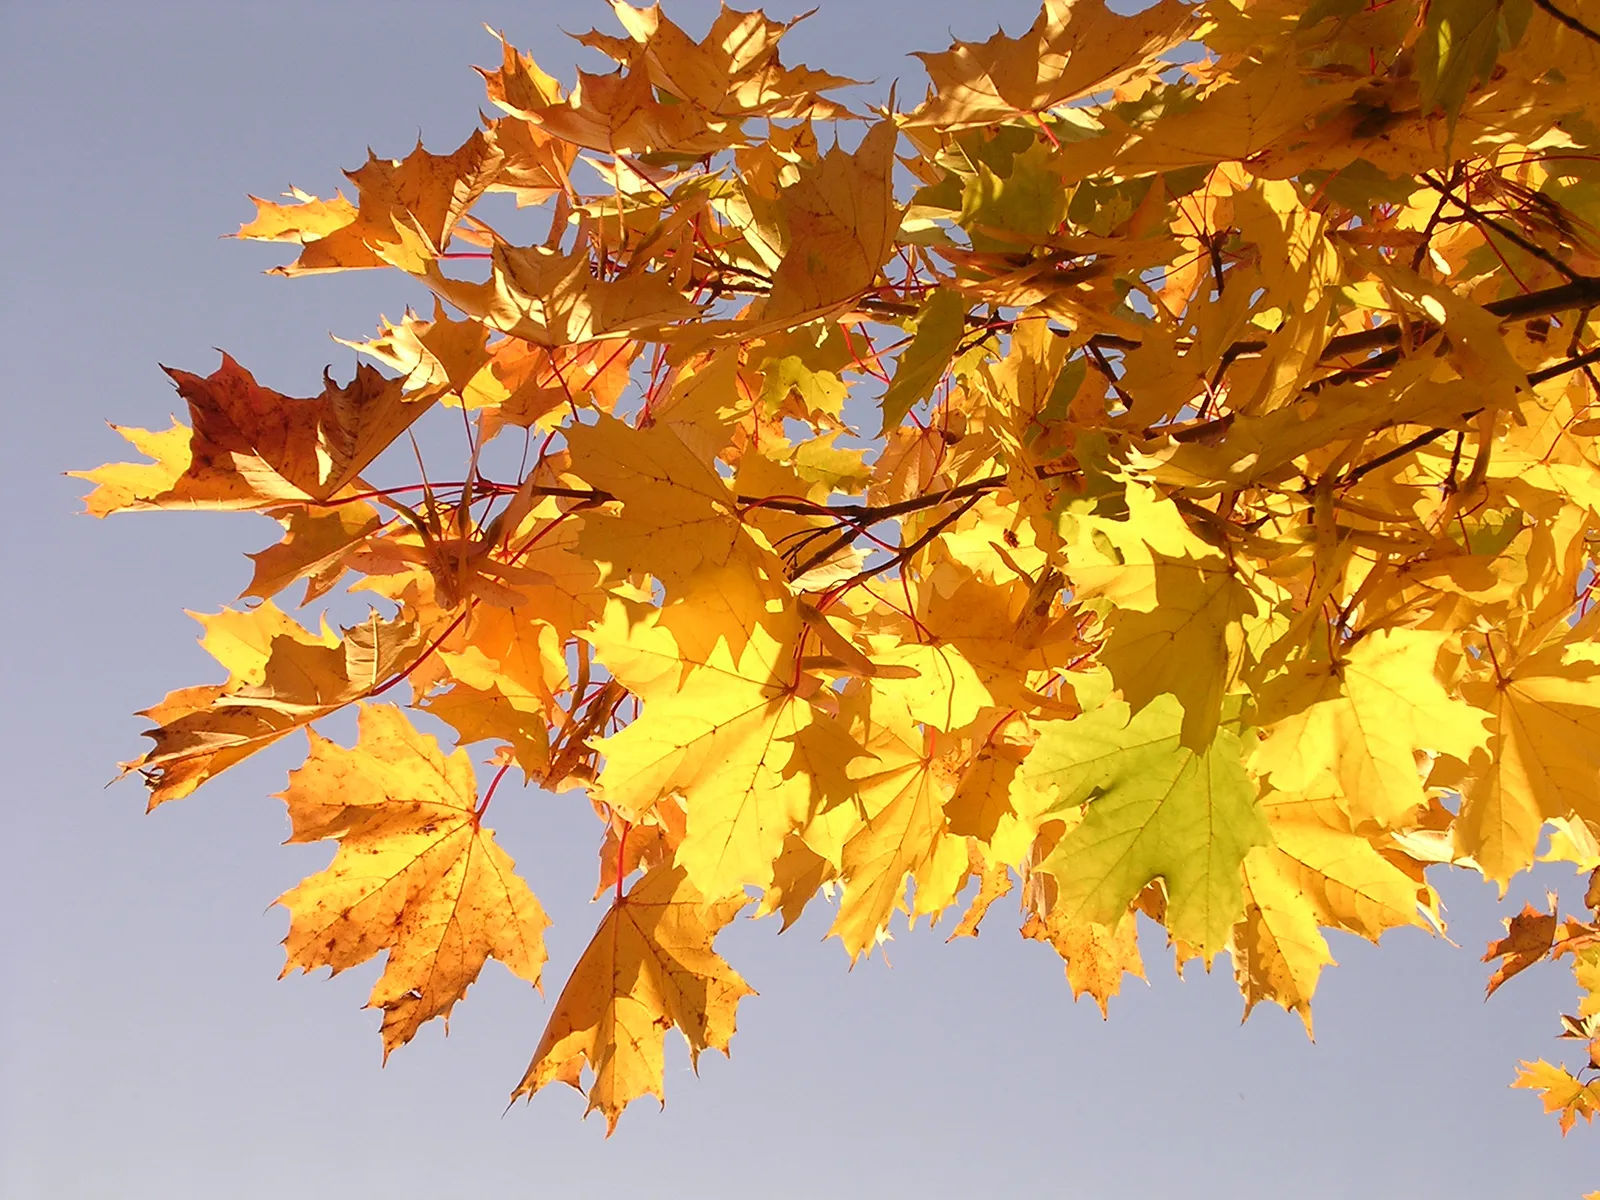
<box><xmin>77</xmin><ymin>0</ymin><xmax>1600</xmax><ymax>1138</ymax></box>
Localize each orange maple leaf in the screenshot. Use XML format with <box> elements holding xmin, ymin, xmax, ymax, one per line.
<box><xmin>276</xmin><ymin>704</ymin><xmax>550</xmax><ymax>1057</ymax></box>
<box><xmin>238</xmin><ymin>128</ymin><xmax>504</xmax><ymax>275</ymax></box>
<box><xmin>77</xmin><ymin>354</ymin><xmax>437</xmax><ymax>514</ymax></box>
<box><xmin>1484</xmin><ymin>901</ymin><xmax>1560</xmax><ymax>997</ymax></box>
<box><xmin>512</xmin><ymin>864</ymin><xmax>753</xmax><ymax>1132</ymax></box>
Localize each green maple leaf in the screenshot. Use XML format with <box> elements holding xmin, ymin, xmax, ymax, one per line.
<box><xmin>1418</xmin><ymin>0</ymin><xmax>1532</xmax><ymax>126</ymax></box>
<box><xmin>1019</xmin><ymin>694</ymin><xmax>1269</xmax><ymax>958</ymax></box>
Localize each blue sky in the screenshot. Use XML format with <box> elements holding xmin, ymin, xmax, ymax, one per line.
<box><xmin>2</xmin><ymin>2</ymin><xmax>1595</xmax><ymax>1196</ymax></box>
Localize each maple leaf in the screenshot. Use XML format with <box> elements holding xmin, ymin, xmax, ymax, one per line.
<box><xmin>577</xmin><ymin>2</ymin><xmax>856</xmax><ymax>122</ymax></box>
<box><xmin>1022</xmin><ymin>905</ymin><xmax>1145</xmax><ymax>1017</ymax></box>
<box><xmin>1019</xmin><ymin>694</ymin><xmax>1269</xmax><ymax>959</ymax></box>
<box><xmin>336</xmin><ymin>302</ymin><xmax>494</xmax><ymax>399</ymax></box>
<box><xmin>1483</xmin><ymin>901</ymin><xmax>1561</xmax><ymax>998</ymax></box>
<box><xmin>908</xmin><ymin>0</ymin><xmax>1194</xmax><ymax>130</ymax></box>
<box><xmin>474</xmin><ymin>42</ymin><xmax>577</xmax><ymax>206</ymax></box>
<box><xmin>827</xmin><ymin>697</ymin><xmax>969</xmax><ymax>959</ymax></box>
<box><xmin>237</xmin><ymin>128</ymin><xmax>505</xmax><ymax>275</ymax></box>
<box><xmin>567</xmin><ymin>415</ymin><xmax>768</xmax><ymax>592</ymax></box>
<box><xmin>946</xmin><ymin>733</ymin><xmax>1056</xmax><ymax>867</ymax></box>
<box><xmin>243</xmin><ymin>503</ymin><xmax>383</xmax><ymax>604</ymax></box>
<box><xmin>1454</xmin><ymin>640</ymin><xmax>1600</xmax><ymax>885</ymax></box>
<box><xmin>1234</xmin><ymin>791</ymin><xmax>1439</xmax><ymax>1034</ymax></box>
<box><xmin>1251</xmin><ymin>628</ymin><xmax>1489</xmax><ymax>829</ymax></box>
<box><xmin>424</xmin><ymin>243</ymin><xmax>702</xmax><ymax>347</ymax></box>
<box><xmin>1513</xmin><ymin>1059</ymin><xmax>1600</xmax><ymax>1134</ymax></box>
<box><xmin>905</xmin><ymin>556</ymin><xmax>1086</xmax><ymax>719</ymax></box>
<box><xmin>477</xmin><ymin>30</ymin><xmax>565</xmax><ymax>117</ymax></box>
<box><xmin>509</xmin><ymin>3</ymin><xmax>853</xmax><ymax>156</ymax></box>
<box><xmin>587</xmin><ymin>574</ymin><xmax>859</xmax><ymax>898</ymax></box>
<box><xmin>760</xmin><ymin>120</ymin><xmax>903</xmax><ymax>325</ymax></box>
<box><xmin>421</xmin><ymin>682</ymin><xmax>551</xmax><ymax>776</ymax></box>
<box><xmin>512</xmin><ymin>864</ymin><xmax>753</xmax><ymax>1132</ymax></box>
<box><xmin>948</xmin><ymin>855</ymin><xmax>1014</xmax><ymax>939</ymax></box>
<box><xmin>76</xmin><ymin>355</ymin><xmax>438</xmax><ymax>514</ymax></box>
<box><xmin>516</xmin><ymin>60</ymin><xmax>719</xmax><ymax>156</ymax></box>
<box><xmin>748</xmin><ymin>836</ymin><xmax>833</xmax><ymax>930</ymax></box>
<box><xmin>276</xmin><ymin>705</ymin><xmax>549</xmax><ymax>1056</ymax></box>
<box><xmin>129</xmin><ymin>604</ymin><xmax>419</xmax><ymax>806</ymax></box>
<box><xmin>1095</xmin><ymin>551</ymin><xmax>1258</xmax><ymax>749</ymax></box>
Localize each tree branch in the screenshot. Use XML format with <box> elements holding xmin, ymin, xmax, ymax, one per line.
<box><xmin>1529</xmin><ymin>345</ymin><xmax>1600</xmax><ymax>385</ymax></box>
<box><xmin>1336</xmin><ymin>347</ymin><xmax>1600</xmax><ymax>486</ymax></box>
<box><xmin>1422</xmin><ymin>173</ymin><xmax>1584</xmax><ymax>283</ymax></box>
<box><xmin>826</xmin><ymin>492</ymin><xmax>985</xmax><ymax>592</ymax></box>
<box><xmin>1339</xmin><ymin>427</ymin><xmax>1456</xmax><ymax>487</ymax></box>
<box><xmin>1532</xmin><ymin>0</ymin><xmax>1600</xmax><ymax>44</ymax></box>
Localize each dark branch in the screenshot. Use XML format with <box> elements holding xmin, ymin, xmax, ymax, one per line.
<box><xmin>827</xmin><ymin>492</ymin><xmax>985</xmax><ymax>592</ymax></box>
<box><xmin>1532</xmin><ymin>0</ymin><xmax>1600</xmax><ymax>44</ymax></box>
<box><xmin>1336</xmin><ymin>347</ymin><xmax>1600</xmax><ymax>486</ymax></box>
<box><xmin>1339</xmin><ymin>427</ymin><xmax>1457</xmax><ymax>487</ymax></box>
<box><xmin>1529</xmin><ymin>345</ymin><xmax>1600</xmax><ymax>385</ymax></box>
<box><xmin>1421</xmin><ymin>173</ymin><xmax>1583</xmax><ymax>283</ymax></box>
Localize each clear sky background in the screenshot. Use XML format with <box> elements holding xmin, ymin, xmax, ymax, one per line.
<box><xmin>2</xmin><ymin>2</ymin><xmax>1596</xmax><ymax>1196</ymax></box>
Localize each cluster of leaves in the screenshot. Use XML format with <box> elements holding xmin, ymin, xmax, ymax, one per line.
<box><xmin>1487</xmin><ymin>870</ymin><xmax>1600</xmax><ymax>1133</ymax></box>
<box><xmin>79</xmin><ymin>0</ymin><xmax>1600</xmax><ymax>1135</ymax></box>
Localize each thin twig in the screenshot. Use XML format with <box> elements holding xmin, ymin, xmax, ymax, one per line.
<box><xmin>826</xmin><ymin>492</ymin><xmax>985</xmax><ymax>593</ymax></box>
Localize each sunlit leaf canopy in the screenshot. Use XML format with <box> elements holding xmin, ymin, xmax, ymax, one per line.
<box><xmin>79</xmin><ymin>0</ymin><xmax>1600</xmax><ymax>1134</ymax></box>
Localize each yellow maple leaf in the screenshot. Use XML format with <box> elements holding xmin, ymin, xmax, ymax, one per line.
<box><xmin>945</xmin><ymin>733</ymin><xmax>1056</xmax><ymax>867</ymax></box>
<box><xmin>512</xmin><ymin>864</ymin><xmax>753</xmax><ymax>1132</ymax></box>
<box><xmin>752</xmin><ymin>834</ymin><xmax>837</xmax><ymax>931</ymax></box>
<box><xmin>567</xmin><ymin>414</ymin><xmax>771</xmax><ymax>592</ymax></box>
<box><xmin>1022</xmin><ymin>905</ymin><xmax>1145</xmax><ymax>1017</ymax></box>
<box><xmin>1061</xmin><ymin>479</ymin><xmax>1223</xmax><ymax>611</ymax></box>
<box><xmin>511</xmin><ymin>3</ymin><xmax>851</xmax><ymax>156</ymax></box>
<box><xmin>761</xmin><ymin>120</ymin><xmax>902</xmax><ymax>325</ymax></box>
<box><xmin>1513</xmin><ymin>1059</ymin><xmax>1600</xmax><ymax>1134</ymax></box>
<box><xmin>420</xmin><ymin>682</ymin><xmax>551</xmax><ymax>776</ymax></box>
<box><xmin>425</xmin><ymin>243</ymin><xmax>701</xmax><ymax>347</ymax></box>
<box><xmin>243</xmin><ymin>502</ymin><xmax>382</xmax><ymax>604</ymax></box>
<box><xmin>1251</xmin><ymin>628</ymin><xmax>1488</xmax><ymax>828</ymax></box>
<box><xmin>1234</xmin><ymin>791</ymin><xmax>1438</xmax><ymax>1034</ymax></box>
<box><xmin>948</xmin><ymin>854</ymin><xmax>1014</xmax><ymax>939</ymax></box>
<box><xmin>908</xmin><ymin>557</ymin><xmax>1087</xmax><ymax>714</ymax></box>
<box><xmin>436</xmin><ymin>603</ymin><xmax>566</xmax><ymax>717</ymax></box>
<box><xmin>862</xmin><ymin>640</ymin><xmax>993</xmax><ymax>732</ymax></box>
<box><xmin>589</xmin><ymin>574</ymin><xmax>858</xmax><ymax>898</ymax></box>
<box><xmin>828</xmin><ymin>697</ymin><xmax>969</xmax><ymax>959</ymax></box>
<box><xmin>276</xmin><ymin>704</ymin><xmax>549</xmax><ymax>1056</ymax></box>
<box><xmin>579</xmin><ymin>2</ymin><xmax>855</xmax><ymax>121</ymax></box>
<box><xmin>232</xmin><ymin>186</ymin><xmax>358</xmax><ymax>245</ymax></box>
<box><xmin>1097</xmin><ymin>553</ymin><xmax>1257</xmax><ymax>748</ymax></box>
<box><xmin>466</xmin><ymin>338</ymin><xmax>637</xmax><ymax>428</ymax></box>
<box><xmin>477</xmin><ymin>30</ymin><xmax>564</xmax><ymax>117</ymax></box>
<box><xmin>520</xmin><ymin>61</ymin><xmax>718</xmax><ymax>156</ymax></box>
<box><xmin>1455</xmin><ymin>640</ymin><xmax>1600</xmax><ymax>886</ymax></box>
<box><xmin>335</xmin><ymin>302</ymin><xmax>494</xmax><ymax>398</ymax></box>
